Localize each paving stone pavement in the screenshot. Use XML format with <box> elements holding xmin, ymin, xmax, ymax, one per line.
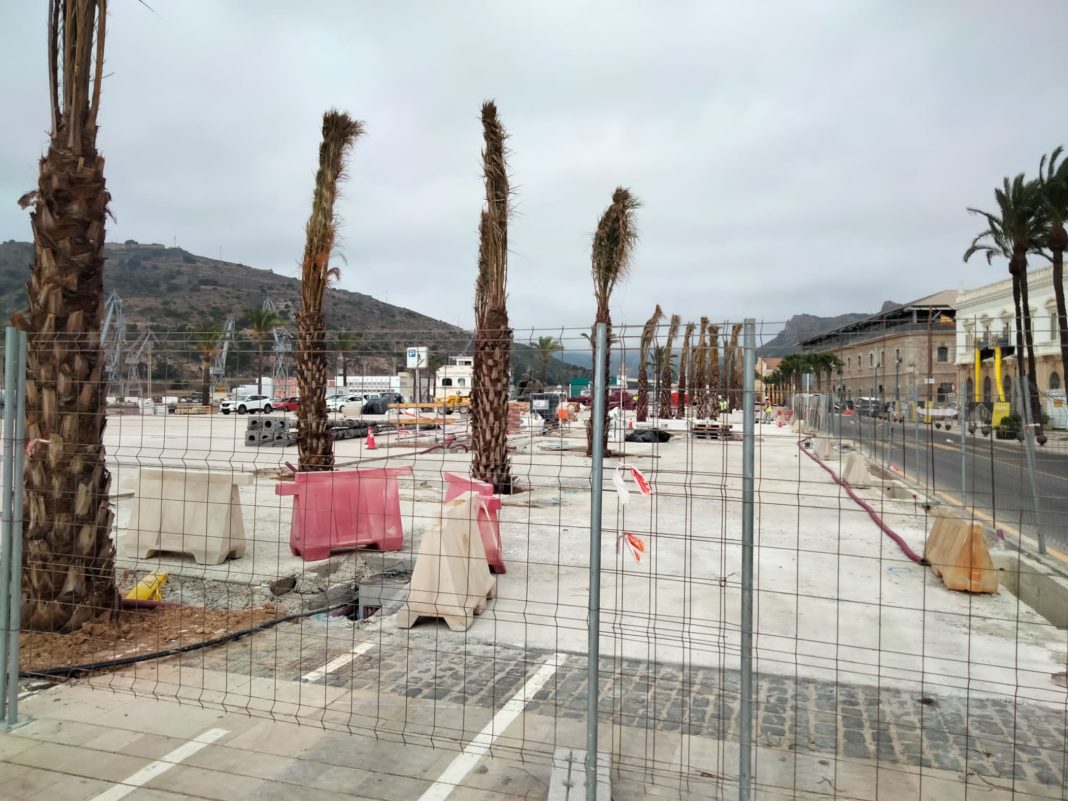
<box><xmin>170</xmin><ymin>622</ymin><xmax>1068</xmax><ymax>789</ymax></box>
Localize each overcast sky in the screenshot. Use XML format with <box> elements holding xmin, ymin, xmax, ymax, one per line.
<box><xmin>3</xmin><ymin>1</ymin><xmax>1066</xmax><ymax>335</ymax></box>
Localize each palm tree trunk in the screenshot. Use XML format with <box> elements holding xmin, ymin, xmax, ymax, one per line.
<box><xmin>1051</xmin><ymin>235</ymin><xmax>1068</xmax><ymax>390</ymax></box>
<box><xmin>635</xmin><ymin>305</ymin><xmax>661</xmax><ymax>423</ymax></box>
<box><xmin>659</xmin><ymin>315</ymin><xmax>680</xmax><ymax>419</ymax></box>
<box><xmin>471</xmin><ymin>103</ymin><xmax>514</xmax><ymax>491</ymax></box>
<box><xmin>296</xmin><ymin>111</ymin><xmax>363</xmax><ymax>471</ymax></box>
<box><xmin>201</xmin><ymin>359</ymin><xmax>212</xmax><ymax>405</ymax></box>
<box><xmin>257</xmin><ymin>340</ymin><xmax>264</xmax><ymax>395</ymax></box>
<box><xmin>1016</xmin><ymin>260</ymin><xmax>1043</xmax><ymax>432</ymax></box>
<box><xmin>15</xmin><ymin>0</ymin><xmax>116</xmax><ymax>632</ymax></box>
<box><xmin>677</xmin><ymin>322</ymin><xmax>694</xmax><ymax>418</ymax></box>
<box><xmin>693</xmin><ymin>318</ymin><xmax>708</xmax><ymax>418</ymax></box>
<box><xmin>727</xmin><ymin>323</ymin><xmax>742</xmax><ymax>411</ymax></box>
<box><xmin>708</xmin><ymin>324</ymin><xmax>720</xmax><ymax>410</ymax></box>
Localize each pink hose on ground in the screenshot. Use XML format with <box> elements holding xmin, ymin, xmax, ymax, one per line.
<box><xmin>798</xmin><ymin>442</ymin><xmax>927</xmax><ymax>565</ymax></box>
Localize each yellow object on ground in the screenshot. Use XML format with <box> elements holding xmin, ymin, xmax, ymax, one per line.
<box><xmin>924</xmin><ymin>517</ymin><xmax>998</xmax><ymax>593</ymax></box>
<box><xmin>973</xmin><ymin>349</ymin><xmax>981</xmax><ymax>403</ymax></box>
<box><xmin>125</xmin><ymin>571</ymin><xmax>168</xmax><ymax>601</ymax></box>
<box><xmin>994</xmin><ymin>346</ymin><xmax>1005</xmax><ymax>402</ymax></box>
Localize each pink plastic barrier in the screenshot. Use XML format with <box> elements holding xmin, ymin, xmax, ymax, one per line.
<box><xmin>443</xmin><ymin>472</ymin><xmax>506</xmax><ymax>574</ymax></box>
<box><xmin>276</xmin><ymin>467</ymin><xmax>413</xmax><ymax>561</ymax></box>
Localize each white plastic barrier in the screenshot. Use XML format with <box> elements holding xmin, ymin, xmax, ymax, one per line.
<box><xmin>122</xmin><ymin>468</ymin><xmax>251</xmax><ymax>565</ymax></box>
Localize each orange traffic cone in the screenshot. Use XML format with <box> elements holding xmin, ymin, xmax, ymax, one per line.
<box><xmin>366</xmin><ymin>427</ymin><xmax>376</xmax><ymax>450</ymax></box>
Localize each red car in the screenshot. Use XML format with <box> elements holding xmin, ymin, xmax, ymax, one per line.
<box><xmin>273</xmin><ymin>396</ymin><xmax>300</xmax><ymax>412</ymax></box>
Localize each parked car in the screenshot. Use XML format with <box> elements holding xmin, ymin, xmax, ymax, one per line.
<box><xmin>273</xmin><ymin>396</ymin><xmax>300</xmax><ymax>412</ymax></box>
<box><xmin>221</xmin><ymin>394</ymin><xmax>273</xmax><ymax>414</ymax></box>
<box><xmin>326</xmin><ymin>393</ymin><xmax>366</xmax><ymax>413</ymax></box>
<box><xmin>361</xmin><ymin>398</ymin><xmax>391</xmax><ymax>415</ymax></box>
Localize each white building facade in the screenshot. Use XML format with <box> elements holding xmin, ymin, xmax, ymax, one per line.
<box><xmin>434</xmin><ymin>356</ymin><xmax>474</xmax><ymax>399</ymax></box>
<box><xmin>954</xmin><ymin>264</ymin><xmax>1066</xmax><ymax>427</ymax></box>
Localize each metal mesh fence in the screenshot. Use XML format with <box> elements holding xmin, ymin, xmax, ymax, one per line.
<box><xmin>2</xmin><ymin>319</ymin><xmax>1066</xmax><ymax>799</ymax></box>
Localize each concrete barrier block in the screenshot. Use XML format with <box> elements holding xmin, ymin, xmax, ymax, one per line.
<box><xmin>925</xmin><ymin>516</ymin><xmax>998</xmax><ymax>593</ymax></box>
<box><xmin>122</xmin><ymin>468</ymin><xmax>251</xmax><ymax>565</ymax></box>
<box><xmin>842</xmin><ymin>451</ymin><xmax>870</xmax><ymax>487</ymax></box>
<box><xmin>812</xmin><ymin>437</ymin><xmax>832</xmax><ymax>460</ymax></box>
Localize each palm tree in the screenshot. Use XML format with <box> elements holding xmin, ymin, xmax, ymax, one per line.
<box><xmin>533</xmin><ymin>336</ymin><xmax>563</xmax><ymax>385</ymax></box>
<box><xmin>707</xmin><ymin>323</ymin><xmax>721</xmax><ymax>403</ymax></box>
<box><xmin>426</xmin><ymin>351</ymin><xmax>445</xmax><ymax>401</ymax></box>
<box><xmin>635</xmin><ymin>305</ymin><xmax>663</xmax><ymax>422</ymax></box>
<box><xmin>677</xmin><ymin>321</ymin><xmax>695</xmax><ymax>417</ymax></box>
<box><xmin>725</xmin><ymin>323</ymin><xmax>743</xmax><ymax>410</ymax></box>
<box><xmin>692</xmin><ymin>317</ymin><xmax>709</xmax><ymax>418</ymax></box>
<box><xmin>471</xmin><ymin>101</ymin><xmax>515</xmax><ymax>491</ymax></box>
<box><xmin>658</xmin><ymin>315</ymin><xmax>681</xmax><ymax>418</ymax></box>
<box><xmin>13</xmin><ymin>0</ymin><xmax>114</xmax><ymax>630</ymax></box>
<box><xmin>586</xmin><ymin>187</ymin><xmax>641</xmax><ymax>456</ymax></box>
<box><xmin>650</xmin><ymin>345</ymin><xmax>676</xmax><ymax>411</ymax></box>
<box><xmin>1038</xmin><ymin>147</ymin><xmax>1068</xmax><ymax>387</ymax></box>
<box><xmin>246</xmin><ymin>307</ymin><xmax>282</xmax><ymax>394</ymax></box>
<box><xmin>187</xmin><ymin>320</ymin><xmax>226</xmax><ymax>406</ymax></box>
<box><xmin>335</xmin><ymin>329</ymin><xmax>360</xmax><ymax>389</ymax></box>
<box><xmin>965</xmin><ymin>175</ymin><xmax>1046</xmax><ymax>436</ymax></box>
<box><xmin>296</xmin><ymin>110</ymin><xmax>364</xmax><ymax>471</ymax></box>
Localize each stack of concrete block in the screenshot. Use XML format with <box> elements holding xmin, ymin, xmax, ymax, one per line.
<box><xmin>246</xmin><ymin>415</ymin><xmax>296</xmax><ymax>447</ymax></box>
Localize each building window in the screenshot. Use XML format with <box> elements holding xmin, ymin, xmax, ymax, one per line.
<box><xmin>1003</xmin><ymin>375</ymin><xmax>1012</xmax><ymax>401</ymax></box>
<box><xmin>457</xmin><ymin>378</ymin><xmax>467</xmax><ymax>387</ymax></box>
<box><xmin>869</xmin><ymin>353</ymin><xmax>873</xmax><ymax>367</ymax></box>
<box><xmin>936</xmin><ymin>346</ymin><xmax>948</xmax><ymax>363</ymax></box>
<box><xmin>441</xmin><ymin>378</ymin><xmax>453</xmax><ymax>387</ymax></box>
<box><xmin>1053</xmin><ymin>313</ymin><xmax>1060</xmax><ymax>342</ymax></box>
<box><xmin>966</xmin><ymin>377</ymin><xmax>974</xmax><ymax>402</ymax></box>
<box><xmin>1002</xmin><ymin>323</ymin><xmax>1011</xmax><ymax>343</ymax></box>
<box><xmin>983</xmin><ymin>376</ymin><xmax>991</xmax><ymax>403</ymax></box>
<box><xmin>1052</xmin><ymin>372</ymin><xmax>1062</xmax><ymax>391</ymax></box>
<box><xmin>895</xmin><ymin>348</ymin><xmax>900</xmax><ymax>363</ymax></box>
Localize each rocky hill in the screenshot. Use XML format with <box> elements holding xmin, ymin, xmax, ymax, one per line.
<box><xmin>756</xmin><ymin>308</ymin><xmax>890</xmax><ymax>356</ymax></box>
<box><xmin>0</xmin><ymin>240</ymin><xmax>581</xmax><ymax>388</ymax></box>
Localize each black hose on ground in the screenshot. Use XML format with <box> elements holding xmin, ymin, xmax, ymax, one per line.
<box><xmin>19</xmin><ymin>600</ymin><xmax>351</xmax><ymax>680</ymax></box>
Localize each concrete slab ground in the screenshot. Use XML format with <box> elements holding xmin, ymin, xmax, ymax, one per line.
<box><xmin>3</xmin><ymin>675</ymin><xmax>1063</xmax><ymax>800</ymax></box>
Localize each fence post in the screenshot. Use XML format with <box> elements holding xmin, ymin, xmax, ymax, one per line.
<box><xmin>739</xmin><ymin>319</ymin><xmax>756</xmax><ymax>801</ymax></box>
<box><xmin>0</xmin><ymin>327</ymin><xmax>26</xmax><ymax>729</ymax></box>
<box><xmin>586</xmin><ymin>321</ymin><xmax>608</xmax><ymax>799</ymax></box>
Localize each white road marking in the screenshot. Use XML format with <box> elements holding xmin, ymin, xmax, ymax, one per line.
<box><xmin>300</xmin><ymin>641</ymin><xmax>376</xmax><ymax>683</ymax></box>
<box><xmin>418</xmin><ymin>653</ymin><xmax>567</xmax><ymax>801</ymax></box>
<box><xmin>88</xmin><ymin>727</ymin><xmax>228</xmax><ymax>801</ymax></box>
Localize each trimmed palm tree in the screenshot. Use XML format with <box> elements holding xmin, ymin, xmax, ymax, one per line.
<box><xmin>707</xmin><ymin>323</ymin><xmax>721</xmax><ymax>405</ymax></box>
<box><xmin>14</xmin><ymin>0</ymin><xmax>115</xmax><ymax>631</ymax></box>
<box><xmin>472</xmin><ymin>101</ymin><xmax>515</xmax><ymax>491</ymax></box>
<box><xmin>586</xmin><ymin>187</ymin><xmax>640</xmax><ymax>456</ymax></box>
<box><xmin>635</xmin><ymin>305</ymin><xmax>663</xmax><ymax>422</ymax></box>
<box><xmin>726</xmin><ymin>323</ymin><xmax>742</xmax><ymax>410</ymax></box>
<box><xmin>296</xmin><ymin>110</ymin><xmax>364</xmax><ymax>471</ymax></box>
<box><xmin>692</xmin><ymin>317</ymin><xmax>709</xmax><ymax>418</ymax></box>
<box><xmin>1038</xmin><ymin>147</ymin><xmax>1068</xmax><ymax>387</ymax></box>
<box><xmin>650</xmin><ymin>345</ymin><xmax>676</xmax><ymax>411</ymax></box>
<box><xmin>677</xmin><ymin>321</ymin><xmax>695</xmax><ymax>417</ymax></box>
<box><xmin>965</xmin><ymin>175</ymin><xmax>1046</xmax><ymax>436</ymax></box>
<box><xmin>335</xmin><ymin>329</ymin><xmax>360</xmax><ymax>389</ymax></box>
<box><xmin>533</xmin><ymin>336</ymin><xmax>563</xmax><ymax>386</ymax></box>
<box><xmin>246</xmin><ymin>307</ymin><xmax>282</xmax><ymax>394</ymax></box>
<box><xmin>657</xmin><ymin>315</ymin><xmax>680</xmax><ymax>418</ymax></box>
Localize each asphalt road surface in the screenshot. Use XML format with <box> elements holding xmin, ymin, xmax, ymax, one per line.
<box><xmin>832</xmin><ymin>413</ymin><xmax>1068</xmax><ymax>555</ymax></box>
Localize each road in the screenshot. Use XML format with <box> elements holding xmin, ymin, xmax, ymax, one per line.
<box><xmin>831</xmin><ymin>413</ymin><xmax>1068</xmax><ymax>554</ymax></box>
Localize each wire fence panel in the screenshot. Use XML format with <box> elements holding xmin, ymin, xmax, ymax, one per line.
<box><xmin>5</xmin><ymin>321</ymin><xmax>1067</xmax><ymax>799</ymax></box>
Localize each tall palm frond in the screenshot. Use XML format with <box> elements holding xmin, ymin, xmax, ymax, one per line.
<box><xmin>1038</xmin><ymin>146</ymin><xmax>1068</xmax><ymax>389</ymax></box>
<box><xmin>692</xmin><ymin>317</ymin><xmax>710</xmax><ymax>417</ymax></box>
<box><xmin>586</xmin><ymin>187</ymin><xmax>640</xmax><ymax>455</ymax></box>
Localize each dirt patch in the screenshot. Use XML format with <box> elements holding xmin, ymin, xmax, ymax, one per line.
<box><xmin>19</xmin><ymin>603</ymin><xmax>281</xmax><ymax>675</ymax></box>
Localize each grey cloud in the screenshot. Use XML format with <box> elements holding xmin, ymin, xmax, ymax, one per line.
<box><xmin>2</xmin><ymin>1</ymin><xmax>1066</xmax><ymax>335</ymax></box>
